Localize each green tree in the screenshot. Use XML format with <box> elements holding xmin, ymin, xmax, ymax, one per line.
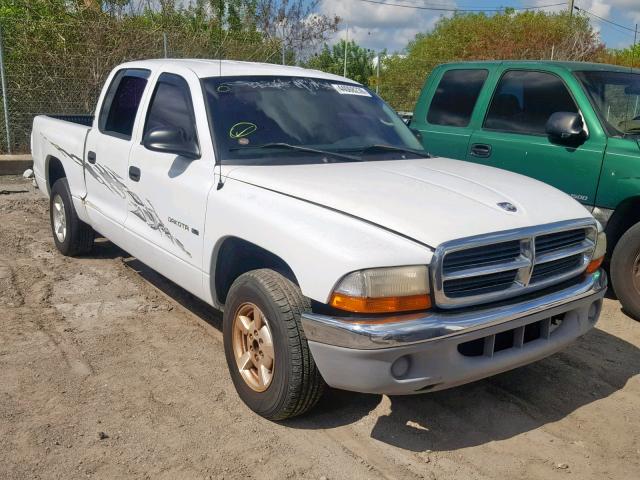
<box><xmin>602</xmin><ymin>43</ymin><xmax>640</xmax><ymax>68</ymax></box>
<box><xmin>378</xmin><ymin>10</ymin><xmax>603</xmax><ymax>110</ymax></box>
<box><xmin>305</xmin><ymin>40</ymin><xmax>375</xmax><ymax>85</ymax></box>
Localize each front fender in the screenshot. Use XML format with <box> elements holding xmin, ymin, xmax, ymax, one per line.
<box><xmin>203</xmin><ymin>178</ymin><xmax>434</xmax><ymax>304</ymax></box>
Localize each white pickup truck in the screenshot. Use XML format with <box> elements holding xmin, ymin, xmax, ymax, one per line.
<box><xmin>31</xmin><ymin>59</ymin><xmax>607</xmax><ymax>420</ymax></box>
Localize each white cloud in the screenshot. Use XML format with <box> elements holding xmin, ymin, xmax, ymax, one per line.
<box><xmin>607</xmin><ymin>0</ymin><xmax>640</xmax><ymax>25</ymax></box>
<box><xmin>319</xmin><ymin>0</ymin><xmax>456</xmax><ymax>52</ymax></box>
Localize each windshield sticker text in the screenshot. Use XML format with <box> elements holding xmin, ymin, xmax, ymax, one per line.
<box><xmin>332</xmin><ymin>84</ymin><xmax>371</xmax><ymax>97</ymax></box>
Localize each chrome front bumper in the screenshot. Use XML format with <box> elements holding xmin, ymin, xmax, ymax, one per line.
<box><xmin>301</xmin><ymin>271</ymin><xmax>607</xmax><ymax>394</ymax></box>
<box><xmin>302</xmin><ymin>271</ymin><xmax>607</xmax><ymax>349</ymax></box>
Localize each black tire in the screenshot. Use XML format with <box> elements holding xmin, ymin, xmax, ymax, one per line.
<box><xmin>223</xmin><ymin>269</ymin><xmax>325</xmax><ymax>420</ymax></box>
<box><xmin>611</xmin><ymin>222</ymin><xmax>640</xmax><ymax>321</ymax></box>
<box><xmin>49</xmin><ymin>178</ymin><xmax>94</xmax><ymax>256</ymax></box>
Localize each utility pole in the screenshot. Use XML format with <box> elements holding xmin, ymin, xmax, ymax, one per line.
<box><xmin>569</xmin><ymin>0</ymin><xmax>575</xmax><ymax>17</ymax></box>
<box><xmin>633</xmin><ymin>24</ymin><xmax>638</xmax><ymax>69</ymax></box>
<box><xmin>343</xmin><ymin>24</ymin><xmax>348</xmax><ymax>78</ymax></box>
<box><xmin>281</xmin><ymin>23</ymin><xmax>286</xmax><ymax>65</ymax></box>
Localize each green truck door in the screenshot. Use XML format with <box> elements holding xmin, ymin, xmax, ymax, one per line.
<box><xmin>466</xmin><ymin>69</ymin><xmax>605</xmax><ymax>206</ymax></box>
<box><xmin>411</xmin><ymin>68</ymin><xmax>489</xmax><ymax>160</ymax></box>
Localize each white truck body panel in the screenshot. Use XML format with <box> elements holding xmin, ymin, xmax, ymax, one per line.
<box><xmin>227</xmin><ymin>157</ymin><xmax>591</xmax><ymax>248</ymax></box>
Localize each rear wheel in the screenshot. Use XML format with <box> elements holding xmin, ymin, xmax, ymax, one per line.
<box><xmin>611</xmin><ymin>222</ymin><xmax>640</xmax><ymax>321</ymax></box>
<box><xmin>49</xmin><ymin>178</ymin><xmax>94</xmax><ymax>256</ymax></box>
<box><xmin>223</xmin><ymin>269</ymin><xmax>325</xmax><ymax>420</ymax></box>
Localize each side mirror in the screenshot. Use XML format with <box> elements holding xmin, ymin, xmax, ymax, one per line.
<box><xmin>142</xmin><ymin>126</ymin><xmax>200</xmax><ymax>159</ymax></box>
<box><xmin>545</xmin><ymin>112</ymin><xmax>586</xmax><ymax>143</ymax></box>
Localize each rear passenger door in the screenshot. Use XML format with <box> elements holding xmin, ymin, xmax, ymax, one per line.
<box><xmin>466</xmin><ymin>69</ymin><xmax>605</xmax><ymax>206</ymax></box>
<box><xmin>410</xmin><ymin>68</ymin><xmax>489</xmax><ymax>159</ymax></box>
<box><xmin>84</xmin><ymin>68</ymin><xmax>150</xmax><ymax>239</ymax></box>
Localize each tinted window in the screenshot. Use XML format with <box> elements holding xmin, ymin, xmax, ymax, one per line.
<box><xmin>99</xmin><ymin>69</ymin><xmax>149</xmax><ymax>138</ymax></box>
<box><xmin>484</xmin><ymin>70</ymin><xmax>577</xmax><ymax>134</ymax></box>
<box><xmin>144</xmin><ymin>73</ymin><xmax>198</xmax><ymax>145</ymax></box>
<box><xmin>427</xmin><ymin>69</ymin><xmax>488</xmax><ymax>127</ymax></box>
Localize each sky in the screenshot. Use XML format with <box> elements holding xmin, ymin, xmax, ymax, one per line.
<box><xmin>317</xmin><ymin>0</ymin><xmax>640</xmax><ymax>53</ymax></box>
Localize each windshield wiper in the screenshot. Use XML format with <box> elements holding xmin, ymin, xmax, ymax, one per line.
<box><xmin>357</xmin><ymin>144</ymin><xmax>431</xmax><ymax>158</ymax></box>
<box><xmin>229</xmin><ymin>142</ymin><xmax>361</xmax><ymax>162</ymax></box>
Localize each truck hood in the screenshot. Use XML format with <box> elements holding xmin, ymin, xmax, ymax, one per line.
<box><xmin>226</xmin><ymin>157</ymin><xmax>592</xmax><ymax>247</ymax></box>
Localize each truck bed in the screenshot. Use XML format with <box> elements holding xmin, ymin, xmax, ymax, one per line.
<box><xmin>31</xmin><ymin>114</ymin><xmax>92</xmax><ymax>201</ymax></box>
<box><xmin>47</xmin><ymin>114</ymin><xmax>94</xmax><ymax>127</ymax></box>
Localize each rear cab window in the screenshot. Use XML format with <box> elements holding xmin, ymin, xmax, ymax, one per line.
<box><xmin>98</xmin><ymin>68</ymin><xmax>150</xmax><ymax>140</ymax></box>
<box><xmin>426</xmin><ymin>69</ymin><xmax>489</xmax><ymax>127</ymax></box>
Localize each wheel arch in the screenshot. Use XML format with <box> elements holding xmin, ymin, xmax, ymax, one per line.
<box><xmin>46</xmin><ymin>155</ymin><xmax>66</xmax><ymax>195</ymax></box>
<box><xmin>210</xmin><ymin>236</ymin><xmax>299</xmax><ymax>306</ymax></box>
<box><xmin>605</xmin><ymin>196</ymin><xmax>640</xmax><ymax>255</ymax></box>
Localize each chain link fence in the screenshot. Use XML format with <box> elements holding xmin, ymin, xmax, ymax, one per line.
<box><xmin>0</xmin><ymin>12</ymin><xmax>426</xmax><ymax>155</ymax></box>
<box><xmin>0</xmin><ymin>13</ymin><xmax>284</xmax><ymax>154</ymax></box>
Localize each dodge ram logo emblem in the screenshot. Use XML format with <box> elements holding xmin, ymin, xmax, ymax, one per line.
<box><xmin>497</xmin><ymin>202</ymin><xmax>517</xmax><ymax>212</ymax></box>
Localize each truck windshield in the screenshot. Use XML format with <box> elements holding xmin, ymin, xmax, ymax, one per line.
<box><xmin>201</xmin><ymin>76</ymin><xmax>425</xmax><ymax>164</ymax></box>
<box><xmin>575</xmin><ymin>70</ymin><xmax>640</xmax><ymax>137</ymax></box>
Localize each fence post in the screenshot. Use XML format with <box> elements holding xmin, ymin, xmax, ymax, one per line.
<box><xmin>0</xmin><ymin>23</ymin><xmax>12</xmax><ymax>154</ymax></box>
<box><xmin>163</xmin><ymin>32</ymin><xmax>168</xmax><ymax>58</ymax></box>
<box><xmin>376</xmin><ymin>51</ymin><xmax>382</xmax><ymax>94</ymax></box>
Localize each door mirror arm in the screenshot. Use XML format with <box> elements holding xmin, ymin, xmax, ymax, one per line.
<box><xmin>142</xmin><ymin>126</ymin><xmax>200</xmax><ymax>160</ymax></box>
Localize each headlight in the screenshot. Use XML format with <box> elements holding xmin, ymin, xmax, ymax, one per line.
<box><xmin>329</xmin><ymin>265</ymin><xmax>431</xmax><ymax>314</ymax></box>
<box><xmin>586</xmin><ymin>230</ymin><xmax>607</xmax><ymax>274</ymax></box>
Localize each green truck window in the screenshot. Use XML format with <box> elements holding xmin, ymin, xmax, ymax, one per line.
<box><xmin>426</xmin><ymin>69</ymin><xmax>488</xmax><ymax>127</ymax></box>
<box><xmin>484</xmin><ymin>70</ymin><xmax>578</xmax><ymax>135</ymax></box>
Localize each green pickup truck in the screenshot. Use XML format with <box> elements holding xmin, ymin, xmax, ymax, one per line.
<box><xmin>410</xmin><ymin>60</ymin><xmax>640</xmax><ymax>319</ymax></box>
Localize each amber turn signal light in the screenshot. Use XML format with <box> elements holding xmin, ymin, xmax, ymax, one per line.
<box><xmin>329</xmin><ymin>293</ymin><xmax>432</xmax><ymax>314</ymax></box>
<box><xmin>585</xmin><ymin>256</ymin><xmax>604</xmax><ymax>274</ymax></box>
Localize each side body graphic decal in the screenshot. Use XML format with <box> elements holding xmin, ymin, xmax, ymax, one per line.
<box><xmin>44</xmin><ymin>137</ymin><xmax>192</xmax><ymax>257</ymax></box>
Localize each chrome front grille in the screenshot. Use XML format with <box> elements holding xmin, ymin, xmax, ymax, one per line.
<box><xmin>433</xmin><ymin>220</ymin><xmax>597</xmax><ymax>309</ymax></box>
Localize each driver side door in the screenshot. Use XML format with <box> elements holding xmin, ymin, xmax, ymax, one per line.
<box><xmin>467</xmin><ymin>69</ymin><xmax>606</xmax><ymax>207</ymax></box>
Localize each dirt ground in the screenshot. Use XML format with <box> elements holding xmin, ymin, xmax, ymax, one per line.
<box><xmin>1</xmin><ymin>175</ymin><xmax>639</xmax><ymax>480</ymax></box>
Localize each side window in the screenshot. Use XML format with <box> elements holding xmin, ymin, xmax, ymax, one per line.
<box><xmin>484</xmin><ymin>70</ymin><xmax>578</xmax><ymax>135</ymax></box>
<box><xmin>143</xmin><ymin>73</ymin><xmax>198</xmax><ymax>145</ymax></box>
<box><xmin>427</xmin><ymin>69</ymin><xmax>488</xmax><ymax>127</ymax></box>
<box><xmin>98</xmin><ymin>69</ymin><xmax>150</xmax><ymax>139</ymax></box>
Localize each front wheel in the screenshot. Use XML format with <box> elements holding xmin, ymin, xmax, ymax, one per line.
<box><xmin>611</xmin><ymin>222</ymin><xmax>640</xmax><ymax>321</ymax></box>
<box><xmin>223</xmin><ymin>269</ymin><xmax>325</xmax><ymax>420</ymax></box>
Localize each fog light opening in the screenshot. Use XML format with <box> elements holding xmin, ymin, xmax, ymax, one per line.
<box><xmin>391</xmin><ymin>355</ymin><xmax>411</xmax><ymax>379</ymax></box>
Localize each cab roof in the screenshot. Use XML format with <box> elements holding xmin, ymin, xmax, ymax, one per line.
<box><xmin>439</xmin><ymin>60</ymin><xmax>636</xmax><ymax>74</ymax></box>
<box><xmin>117</xmin><ymin>58</ymin><xmax>359</xmax><ymax>83</ymax></box>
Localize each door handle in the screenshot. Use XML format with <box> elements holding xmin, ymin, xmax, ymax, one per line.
<box><xmin>470</xmin><ymin>143</ymin><xmax>492</xmax><ymax>158</ymax></box>
<box><xmin>129</xmin><ymin>166</ymin><xmax>141</xmax><ymax>182</ymax></box>
<box><xmin>87</xmin><ymin>151</ymin><xmax>96</xmax><ymax>164</ymax></box>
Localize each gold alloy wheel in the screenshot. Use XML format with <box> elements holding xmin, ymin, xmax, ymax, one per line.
<box><xmin>232</xmin><ymin>302</ymin><xmax>275</xmax><ymax>392</ymax></box>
